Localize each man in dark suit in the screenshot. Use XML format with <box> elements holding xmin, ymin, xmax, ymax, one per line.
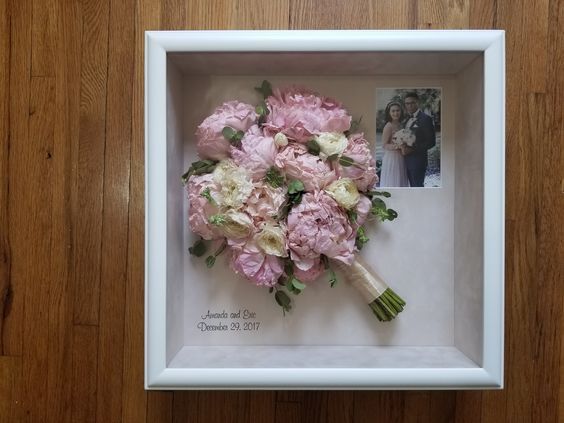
<box><xmin>400</xmin><ymin>92</ymin><xmax>436</xmax><ymax>187</ymax></box>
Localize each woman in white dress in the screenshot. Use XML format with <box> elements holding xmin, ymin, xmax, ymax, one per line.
<box><xmin>380</xmin><ymin>101</ymin><xmax>410</xmax><ymax>187</ymax></box>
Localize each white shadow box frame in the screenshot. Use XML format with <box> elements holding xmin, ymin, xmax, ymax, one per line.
<box><xmin>145</xmin><ymin>30</ymin><xmax>505</xmax><ymax>390</ymax></box>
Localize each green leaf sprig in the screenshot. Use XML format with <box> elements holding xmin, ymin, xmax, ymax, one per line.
<box><xmin>222</xmin><ymin>126</ymin><xmax>244</xmax><ymax>148</ymax></box>
<box><xmin>355</xmin><ymin>226</ymin><xmax>369</xmax><ymax>250</ymax></box>
<box><xmin>365</xmin><ymin>191</ymin><xmax>398</xmax><ymax>222</ymax></box>
<box><xmin>254</xmin><ymin>80</ymin><xmax>273</xmax><ymax>99</ymax></box>
<box><xmin>265</xmin><ymin>166</ymin><xmax>285</xmax><ymax>188</ymax></box>
<box><xmin>181</xmin><ymin>159</ymin><xmax>218</xmax><ymax>184</ymax></box>
<box><xmin>188</xmin><ymin>239</ymin><xmax>207</xmax><ymax>257</ymax></box>
<box><xmin>320</xmin><ymin>255</ymin><xmax>338</xmax><ymax>287</ymax></box>
<box><xmin>279</xmin><ymin>179</ymin><xmax>305</xmax><ymax>218</ymax></box>
<box><xmin>205</xmin><ymin>239</ymin><xmax>227</xmax><ymax>268</ymax></box>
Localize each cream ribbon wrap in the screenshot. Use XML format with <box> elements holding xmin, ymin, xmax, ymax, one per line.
<box><xmin>336</xmin><ymin>255</ymin><xmax>389</xmax><ymax>303</ymax></box>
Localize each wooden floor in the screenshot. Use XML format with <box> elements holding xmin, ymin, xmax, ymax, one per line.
<box><xmin>1</xmin><ymin>0</ymin><xmax>563</xmax><ymax>422</ymax></box>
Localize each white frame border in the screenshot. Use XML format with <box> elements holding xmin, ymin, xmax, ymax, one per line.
<box><xmin>145</xmin><ymin>30</ymin><xmax>505</xmax><ymax>390</ymax></box>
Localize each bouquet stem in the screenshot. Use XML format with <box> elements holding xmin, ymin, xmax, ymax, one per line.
<box><xmin>340</xmin><ymin>256</ymin><xmax>406</xmax><ymax>322</ymax></box>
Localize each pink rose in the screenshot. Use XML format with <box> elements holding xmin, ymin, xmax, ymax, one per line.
<box><xmin>275</xmin><ymin>143</ymin><xmax>336</xmax><ymax>192</ymax></box>
<box><xmin>335</xmin><ymin>133</ymin><xmax>378</xmax><ymax>192</ymax></box>
<box><xmin>293</xmin><ymin>258</ymin><xmax>325</xmax><ymax>283</ymax></box>
<box><xmin>231</xmin><ymin>125</ymin><xmax>277</xmax><ymax>181</ymax></box>
<box><xmin>287</xmin><ymin>191</ymin><xmax>356</xmax><ymax>270</ymax></box>
<box><xmin>230</xmin><ymin>240</ymin><xmax>284</xmax><ymax>287</ymax></box>
<box><xmin>263</xmin><ymin>87</ymin><xmax>352</xmax><ymax>143</ymax></box>
<box><xmin>196</xmin><ymin>101</ymin><xmax>257</xmax><ymax>160</ymax></box>
<box><xmin>187</xmin><ymin>173</ymin><xmax>221</xmax><ymax>240</ymax></box>
<box><xmin>246</xmin><ymin>182</ymin><xmax>287</xmax><ymax>223</ymax></box>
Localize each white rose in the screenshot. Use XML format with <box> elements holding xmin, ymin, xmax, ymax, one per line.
<box><xmin>315</xmin><ymin>132</ymin><xmax>348</xmax><ymax>158</ymax></box>
<box><xmin>324</xmin><ymin>178</ymin><xmax>360</xmax><ymax>210</ymax></box>
<box><xmin>209</xmin><ymin>210</ymin><xmax>254</xmax><ymax>239</ymax></box>
<box><xmin>213</xmin><ymin>159</ymin><xmax>253</xmax><ymax>209</ymax></box>
<box><xmin>255</xmin><ymin>223</ymin><xmax>287</xmax><ymax>257</ymax></box>
<box><xmin>274</xmin><ymin>132</ymin><xmax>288</xmax><ymax>147</ymax></box>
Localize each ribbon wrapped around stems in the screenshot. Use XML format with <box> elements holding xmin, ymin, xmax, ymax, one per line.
<box><xmin>337</xmin><ymin>255</ymin><xmax>406</xmax><ymax>322</ymax></box>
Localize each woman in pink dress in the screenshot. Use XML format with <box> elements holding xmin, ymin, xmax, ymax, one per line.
<box><xmin>380</xmin><ymin>101</ymin><xmax>410</xmax><ymax>187</ymax></box>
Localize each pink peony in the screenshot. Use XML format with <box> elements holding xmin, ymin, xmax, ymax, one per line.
<box><xmin>275</xmin><ymin>143</ymin><xmax>336</xmax><ymax>192</ymax></box>
<box><xmin>246</xmin><ymin>182</ymin><xmax>287</xmax><ymax>223</ymax></box>
<box><xmin>355</xmin><ymin>195</ymin><xmax>372</xmax><ymax>226</ymax></box>
<box><xmin>287</xmin><ymin>191</ymin><xmax>356</xmax><ymax>270</ymax></box>
<box><xmin>187</xmin><ymin>173</ymin><xmax>221</xmax><ymax>240</ymax></box>
<box><xmin>231</xmin><ymin>125</ymin><xmax>277</xmax><ymax>181</ymax></box>
<box><xmin>335</xmin><ymin>133</ymin><xmax>378</xmax><ymax>192</ymax></box>
<box><xmin>293</xmin><ymin>258</ymin><xmax>325</xmax><ymax>283</ymax></box>
<box><xmin>196</xmin><ymin>101</ymin><xmax>257</xmax><ymax>160</ymax></box>
<box><xmin>230</xmin><ymin>240</ymin><xmax>284</xmax><ymax>287</ymax></box>
<box><xmin>263</xmin><ymin>86</ymin><xmax>352</xmax><ymax>143</ymax></box>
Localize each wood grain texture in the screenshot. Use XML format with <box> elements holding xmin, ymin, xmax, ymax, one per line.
<box><xmin>1</xmin><ymin>0</ymin><xmax>563</xmax><ymax>422</ymax></box>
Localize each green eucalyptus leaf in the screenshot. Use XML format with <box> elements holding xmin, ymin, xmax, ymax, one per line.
<box><xmin>265</xmin><ymin>167</ymin><xmax>284</xmax><ymax>188</ymax></box>
<box><xmin>326</xmin><ymin>153</ymin><xmax>339</xmax><ymax>161</ymax></box>
<box><xmin>371</xmin><ymin>197</ymin><xmax>387</xmax><ymax>210</ymax></box>
<box><xmin>339</xmin><ymin>155</ymin><xmax>355</xmax><ymax>167</ymax></box>
<box><xmin>288</xmin><ymin>180</ymin><xmax>305</xmax><ymax>194</ymax></box>
<box><xmin>306</xmin><ymin>139</ymin><xmax>321</xmax><ymax>155</ymax></box>
<box><xmin>222</xmin><ymin>126</ymin><xmax>237</xmax><ymax>140</ymax></box>
<box><xmin>205</xmin><ymin>255</ymin><xmax>216</xmax><ymax>268</ymax></box>
<box><xmin>188</xmin><ymin>239</ymin><xmax>207</xmax><ymax>257</ymax></box>
<box><xmin>291</xmin><ymin>277</ymin><xmax>306</xmax><ymax>291</ymax></box>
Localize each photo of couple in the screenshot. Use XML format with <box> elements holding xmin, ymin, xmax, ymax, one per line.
<box><xmin>375</xmin><ymin>88</ymin><xmax>442</xmax><ymax>188</ymax></box>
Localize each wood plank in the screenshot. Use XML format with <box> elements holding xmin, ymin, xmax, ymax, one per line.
<box><xmin>327</xmin><ymin>391</ymin><xmax>353</xmax><ymax>423</ymax></box>
<box><xmin>402</xmin><ymin>392</ymin><xmax>430</xmax><ymax>423</ymax></box>
<box><xmin>0</xmin><ymin>0</ymin><xmax>10</xmax><ymax>357</ymax></box>
<box><xmin>520</xmin><ymin>0</ymin><xmax>549</xmax><ymax>93</ymax></box>
<box><xmin>468</xmin><ymin>0</ymin><xmax>496</xmax><ymax>28</ymax></box>
<box><xmin>525</xmin><ymin>90</ymin><xmax>563</xmax><ymax>422</ymax></box>
<box><xmin>353</xmin><ymin>392</ymin><xmax>403</xmax><ymax>423</ymax></box>
<box><xmin>31</xmin><ymin>0</ymin><xmax>56</xmax><ymax>76</ymax></box>
<box><xmin>44</xmin><ymin>1</ymin><xmax>82</xmax><ymax>422</ymax></box>
<box><xmin>302</xmin><ymin>391</ymin><xmax>328</xmax><ymax>422</ymax></box>
<box><xmin>94</xmin><ymin>0</ymin><xmax>134</xmax><ymax>420</ymax></box>
<box><xmin>0</xmin><ymin>356</ymin><xmax>22</xmax><ymax>421</ymax></box>
<box><xmin>172</xmin><ymin>391</ymin><xmax>198</xmax><ymax>423</ymax></box>
<box><xmin>416</xmin><ymin>0</ymin><xmax>446</xmax><ymax>28</ymax></box>
<box><xmin>370</xmin><ymin>0</ymin><xmax>416</xmax><ymax>29</ymax></box>
<box><xmin>4</xmin><ymin>0</ymin><xmax>33</xmax><ymax>360</ymax></box>
<box><xmin>161</xmin><ymin>0</ymin><xmax>186</xmax><ymax>29</ymax></box>
<box><xmin>275</xmin><ymin>400</ymin><xmax>301</xmax><ymax>423</ymax></box>
<box><xmin>120</xmin><ymin>0</ymin><xmax>160</xmax><ymax>421</ymax></box>
<box><xmin>233</xmin><ymin>0</ymin><xmax>289</xmax><ymax>29</ymax></box>
<box><xmin>185</xmin><ymin>0</ymin><xmax>235</xmax><ymax>29</ymax></box>
<box><xmin>147</xmin><ymin>392</ymin><xmax>173</xmax><ymax>423</ymax></box>
<box><xmin>249</xmin><ymin>391</ymin><xmax>276</xmax><ymax>422</ymax></box>
<box><xmin>20</xmin><ymin>75</ymin><xmax>56</xmax><ymax>423</ymax></box>
<box><xmin>71</xmin><ymin>325</ymin><xmax>98</xmax><ymax>423</ymax></box>
<box><xmin>290</xmin><ymin>0</ymin><xmax>372</xmax><ymax>29</ymax></box>
<box><xmin>73</xmin><ymin>0</ymin><xmax>110</xmax><ymax>325</ymax></box>
<box><xmin>198</xmin><ymin>392</ymin><xmax>251</xmax><ymax>422</ymax></box>
<box><xmin>428</xmin><ymin>392</ymin><xmax>455</xmax><ymax>423</ymax></box>
<box><xmin>455</xmin><ymin>391</ymin><xmax>482</xmax><ymax>423</ymax></box>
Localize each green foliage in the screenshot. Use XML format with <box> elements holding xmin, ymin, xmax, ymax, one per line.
<box><xmin>306</xmin><ymin>139</ymin><xmax>321</xmax><ymax>155</ymax></box>
<box><xmin>254</xmin><ymin>80</ymin><xmax>273</xmax><ymax>99</ymax></box>
<box><xmin>181</xmin><ymin>160</ymin><xmax>218</xmax><ymax>184</ymax></box>
<box><xmin>222</xmin><ymin>126</ymin><xmax>244</xmax><ymax>147</ymax></box>
<box><xmin>265</xmin><ymin>167</ymin><xmax>285</xmax><ymax>188</ymax></box>
<box><xmin>188</xmin><ymin>239</ymin><xmax>207</xmax><ymax>257</ymax></box>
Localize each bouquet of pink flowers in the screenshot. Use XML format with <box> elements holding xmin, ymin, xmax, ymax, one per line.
<box><xmin>183</xmin><ymin>81</ymin><xmax>405</xmax><ymax>322</ymax></box>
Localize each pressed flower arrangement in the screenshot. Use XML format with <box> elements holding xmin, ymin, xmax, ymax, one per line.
<box><xmin>183</xmin><ymin>81</ymin><xmax>405</xmax><ymax>322</ymax></box>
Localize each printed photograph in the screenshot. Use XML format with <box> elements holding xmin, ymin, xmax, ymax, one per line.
<box><xmin>375</xmin><ymin>88</ymin><xmax>442</xmax><ymax>188</ymax></box>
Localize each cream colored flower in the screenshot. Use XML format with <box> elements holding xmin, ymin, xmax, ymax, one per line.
<box><xmin>324</xmin><ymin>178</ymin><xmax>360</xmax><ymax>210</ymax></box>
<box><xmin>315</xmin><ymin>132</ymin><xmax>348</xmax><ymax>158</ymax></box>
<box><xmin>209</xmin><ymin>210</ymin><xmax>254</xmax><ymax>239</ymax></box>
<box><xmin>255</xmin><ymin>223</ymin><xmax>287</xmax><ymax>257</ymax></box>
<box><xmin>274</xmin><ymin>132</ymin><xmax>289</xmax><ymax>147</ymax></box>
<box><xmin>212</xmin><ymin>159</ymin><xmax>253</xmax><ymax>209</ymax></box>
